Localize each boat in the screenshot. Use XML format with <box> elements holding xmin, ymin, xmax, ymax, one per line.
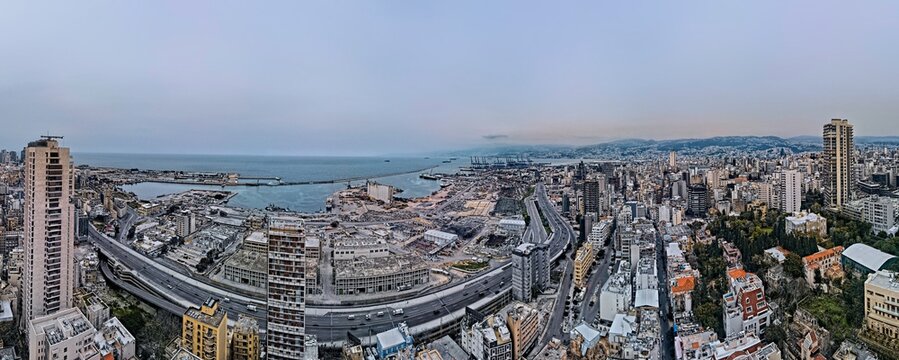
<box><xmin>419</xmin><ymin>172</ymin><xmax>439</xmax><ymax>180</ymax></box>
<box><xmin>439</xmin><ymin>179</ymin><xmax>451</xmax><ymax>187</ymax></box>
<box><xmin>442</xmin><ymin>160</ymin><xmax>451</xmax><ymax>163</ymax></box>
<box><xmin>384</xmin><ymin>159</ymin><xmax>391</xmax><ymax>162</ymax></box>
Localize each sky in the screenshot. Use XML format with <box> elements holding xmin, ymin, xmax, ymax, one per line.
<box><xmin>1</xmin><ymin>1</ymin><xmax>898</xmax><ymax>156</ymax></box>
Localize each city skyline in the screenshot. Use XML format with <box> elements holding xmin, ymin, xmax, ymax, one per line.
<box><xmin>2</xmin><ymin>1</ymin><xmax>899</xmax><ymax>156</ymax></box>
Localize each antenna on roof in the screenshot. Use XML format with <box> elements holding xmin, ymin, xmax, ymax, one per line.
<box><xmin>41</xmin><ymin>134</ymin><xmax>64</xmax><ymax>140</ymax></box>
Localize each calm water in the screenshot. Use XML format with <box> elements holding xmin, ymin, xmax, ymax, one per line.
<box><xmin>76</xmin><ymin>153</ymin><xmax>464</xmax><ymax>213</ymax></box>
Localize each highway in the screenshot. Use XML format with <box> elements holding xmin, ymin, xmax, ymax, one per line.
<box><xmin>92</xmin><ymin>219</ymin><xmax>514</xmax><ymax>344</ymax></box>
<box><xmin>532</xmin><ymin>183</ymin><xmax>577</xmax><ymax>348</ymax></box>
<box><xmin>94</xmin><ymin>180</ymin><xmax>572</xmax><ymax>345</ymax></box>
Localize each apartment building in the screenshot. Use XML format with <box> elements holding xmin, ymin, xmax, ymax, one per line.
<box><xmin>864</xmin><ymin>270</ymin><xmax>899</xmax><ymax>341</ymax></box>
<box><xmin>182</xmin><ymin>298</ymin><xmax>229</xmax><ymax>360</ymax></box>
<box><xmin>723</xmin><ymin>269</ymin><xmax>770</xmax><ymax>337</ymax></box>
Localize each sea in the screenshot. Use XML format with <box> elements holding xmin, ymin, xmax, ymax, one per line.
<box><xmin>75</xmin><ymin>153</ymin><xmax>584</xmax><ymax>213</ymax></box>
<box><xmin>75</xmin><ymin>153</ymin><xmax>465</xmax><ymax>213</ymax></box>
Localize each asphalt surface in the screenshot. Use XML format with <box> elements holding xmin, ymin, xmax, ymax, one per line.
<box><xmin>93</xmin><ymin>214</ymin><xmax>515</xmax><ymax>343</ymax></box>
<box><xmin>96</xmin><ymin>181</ymin><xmax>572</xmax><ymax>345</ymax></box>
<box><xmin>578</xmin><ymin>246</ymin><xmax>613</xmax><ymax>325</ymax></box>
<box><xmin>533</xmin><ymin>183</ymin><xmax>577</xmax><ymax>348</ymax></box>
<box><xmin>655</xmin><ymin>230</ymin><xmax>675</xmax><ymax>360</ymax></box>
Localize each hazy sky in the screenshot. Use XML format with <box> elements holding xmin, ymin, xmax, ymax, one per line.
<box><xmin>2</xmin><ymin>1</ymin><xmax>898</xmax><ymax>155</ymax></box>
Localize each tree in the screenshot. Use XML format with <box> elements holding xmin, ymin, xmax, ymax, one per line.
<box><xmin>140</xmin><ymin>312</ymin><xmax>179</xmax><ymax>360</ymax></box>
<box><xmin>783</xmin><ymin>253</ymin><xmax>803</xmax><ymax>279</ymax></box>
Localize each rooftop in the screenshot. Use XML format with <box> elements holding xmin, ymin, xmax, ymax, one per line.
<box><xmin>335</xmin><ymin>254</ymin><xmax>427</xmax><ymax>278</ymax></box>
<box><xmin>29</xmin><ymin>307</ymin><xmax>96</xmax><ymax>346</ymax></box>
<box><xmin>843</xmin><ymin>243</ymin><xmax>897</xmax><ymax>271</ymax></box>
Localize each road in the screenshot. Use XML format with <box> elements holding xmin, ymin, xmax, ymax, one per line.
<box><xmin>95</xmin><ymin>181</ymin><xmax>573</xmax><ymax>345</ymax></box>
<box><xmin>655</xmin><ymin>230</ymin><xmax>675</xmax><ymax>360</ymax></box>
<box><xmin>525</xmin><ymin>194</ymin><xmax>548</xmax><ymax>243</ymax></box>
<box><xmin>532</xmin><ymin>183</ymin><xmax>577</xmax><ymax>348</ymax></box>
<box><xmin>578</xmin><ymin>245</ymin><xmax>613</xmax><ymax>326</ymax></box>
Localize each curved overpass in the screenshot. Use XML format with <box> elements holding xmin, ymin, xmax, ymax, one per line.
<box><xmin>92</xmin><ymin>181</ymin><xmax>572</xmax><ymax>345</ymax></box>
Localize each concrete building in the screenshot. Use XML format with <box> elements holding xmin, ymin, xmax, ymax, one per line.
<box><xmin>231</xmin><ymin>316</ymin><xmax>260</xmax><ymax>360</ymax></box>
<box><xmin>266</xmin><ymin>216</ymin><xmax>306</xmax><ymax>359</ymax></box>
<box><xmin>333</xmin><ymin>238</ymin><xmax>389</xmax><ymax>260</ymax></box>
<box><xmin>864</xmin><ymin>270</ymin><xmax>899</xmax><ymax>341</ymax></box>
<box><xmin>502</xmin><ymin>303</ymin><xmax>540</xmax><ymax>360</ymax></box>
<box><xmin>461</xmin><ymin>313</ymin><xmax>513</xmax><ymax>360</ymax></box>
<box><xmin>802</xmin><ymin>246</ymin><xmax>844</xmax><ymax>287</ymax></box>
<box><xmin>785</xmin><ymin>212</ymin><xmax>827</xmax><ymax>237</ymax></box>
<box><xmin>599</xmin><ymin>267</ymin><xmax>632</xmax><ymax>323</ymax></box>
<box><xmin>722</xmin><ymin>269</ymin><xmax>770</xmax><ymax>337</ymax></box>
<box><xmin>824</xmin><ymin>119</ymin><xmax>855</xmax><ymax>209</ymax></box>
<box><xmin>573</xmin><ymin>243</ymin><xmax>593</xmax><ymax>289</ymax></box>
<box><xmin>570</xmin><ymin>322</ymin><xmax>603</xmax><ymax>359</ymax></box>
<box><xmin>511</xmin><ymin>242</ymin><xmax>549</xmax><ymax>302</ymax></box>
<box><xmin>23</xmin><ymin>137</ymin><xmax>76</xmax><ymax>323</ymax></box>
<box><xmin>242</xmin><ymin>231</ymin><xmax>268</xmax><ymax>253</ymax></box>
<box><xmin>780</xmin><ymin>170</ymin><xmax>802</xmax><ymax>214</ymax></box>
<box><xmin>842</xmin><ymin>243</ymin><xmax>898</xmax><ymax>276</ymax></box>
<box><xmin>588</xmin><ymin>219</ymin><xmax>612</xmax><ymax>250</ymax></box>
<box><xmin>688</xmin><ymin>184</ymin><xmax>708</xmax><ymax>216</ymax></box>
<box><xmin>424</xmin><ymin>229</ymin><xmax>459</xmax><ymax>248</ymax></box>
<box><xmin>93</xmin><ymin>317</ymin><xmax>137</xmax><ymax>360</ymax></box>
<box><xmin>28</xmin><ymin>307</ymin><xmax>99</xmax><ymax>360</ymax></box>
<box><xmin>376</xmin><ymin>322</ymin><xmax>414</xmax><ymax>359</ymax></box>
<box><xmin>223</xmin><ymin>249</ymin><xmax>267</xmax><ymax>288</ymax></box>
<box><xmin>498</xmin><ymin>219</ymin><xmax>527</xmax><ymax>234</ymax></box>
<box><xmin>669</xmin><ymin>151</ymin><xmax>677</xmax><ymax>169</ymax></box>
<box><xmin>334</xmin><ymin>255</ymin><xmax>429</xmax><ymax>294</ymax></box>
<box><xmin>842</xmin><ymin>196</ymin><xmax>898</xmax><ymax>235</ymax></box>
<box><xmin>177</xmin><ymin>211</ymin><xmax>197</xmax><ymax>238</ymax></box>
<box><xmin>366</xmin><ymin>182</ymin><xmax>396</xmax><ymax>204</ymax></box>
<box><xmin>182</xmin><ymin>298</ymin><xmax>229</xmax><ymax>360</ymax></box>
<box><xmin>583</xmin><ymin>180</ymin><xmax>600</xmax><ymax>215</ymax></box>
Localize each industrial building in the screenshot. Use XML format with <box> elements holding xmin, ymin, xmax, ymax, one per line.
<box><xmin>334</xmin><ymin>255</ymin><xmax>429</xmax><ymax>295</ymax></box>
<box><xmin>333</xmin><ymin>238</ymin><xmax>389</xmax><ymax>260</ymax></box>
<box><xmin>223</xmin><ymin>249</ymin><xmax>268</xmax><ymax>288</ymax></box>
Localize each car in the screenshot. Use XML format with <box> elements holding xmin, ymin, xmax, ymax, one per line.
<box><xmin>223</xmin><ymin>297</ymin><xmax>231</xmax><ymax>302</ymax></box>
<box><xmin>246</xmin><ymin>305</ymin><xmax>257</xmax><ymax>312</ymax></box>
<box><xmin>433</xmin><ymin>310</ymin><xmax>441</xmax><ymax>315</ymax></box>
<box><xmin>365</xmin><ymin>314</ymin><xmax>372</xmax><ymax>320</ymax></box>
<box><xmin>377</xmin><ymin>311</ymin><xmax>385</xmax><ymax>317</ymax></box>
<box><xmin>347</xmin><ymin>315</ymin><xmax>355</xmax><ymax>320</ymax></box>
<box><xmin>393</xmin><ymin>309</ymin><xmax>404</xmax><ymax>315</ymax></box>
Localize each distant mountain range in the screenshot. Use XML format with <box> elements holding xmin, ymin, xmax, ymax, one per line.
<box><xmin>446</xmin><ymin>135</ymin><xmax>899</xmax><ymax>158</ymax></box>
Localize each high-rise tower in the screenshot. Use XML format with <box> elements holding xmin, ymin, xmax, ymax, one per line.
<box><xmin>823</xmin><ymin>119</ymin><xmax>855</xmax><ymax>208</ymax></box>
<box><xmin>266</xmin><ymin>216</ymin><xmax>306</xmax><ymax>359</ymax></box>
<box><xmin>22</xmin><ymin>136</ymin><xmax>75</xmax><ymax>323</ymax></box>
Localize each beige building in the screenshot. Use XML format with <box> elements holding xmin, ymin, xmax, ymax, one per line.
<box><xmin>23</xmin><ymin>137</ymin><xmax>76</xmax><ymax>323</ymax></box>
<box><xmin>785</xmin><ymin>212</ymin><xmax>827</xmax><ymax>237</ymax></box>
<box><xmin>573</xmin><ymin>243</ymin><xmax>593</xmax><ymax>289</ymax></box>
<box><xmin>823</xmin><ymin>119</ymin><xmax>855</xmax><ymax>209</ymax></box>
<box><xmin>28</xmin><ymin>307</ymin><xmax>99</xmax><ymax>360</ymax></box>
<box><xmin>266</xmin><ymin>216</ymin><xmax>307</xmax><ymax>359</ymax></box>
<box><xmin>230</xmin><ymin>315</ymin><xmax>260</xmax><ymax>360</ymax></box>
<box><xmin>182</xmin><ymin>298</ymin><xmax>229</xmax><ymax>360</ymax></box>
<box><xmin>864</xmin><ymin>270</ymin><xmax>899</xmax><ymax>340</ymax></box>
<box><xmin>504</xmin><ymin>303</ymin><xmax>541</xmax><ymax>360</ymax></box>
